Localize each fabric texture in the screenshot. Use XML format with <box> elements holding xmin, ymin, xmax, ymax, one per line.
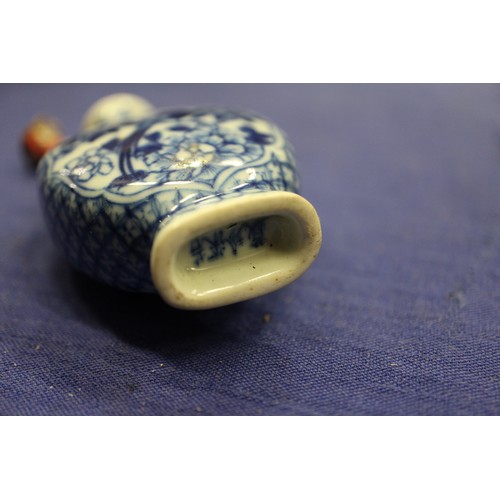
<box><xmin>0</xmin><ymin>84</ymin><xmax>498</xmax><ymax>415</ymax></box>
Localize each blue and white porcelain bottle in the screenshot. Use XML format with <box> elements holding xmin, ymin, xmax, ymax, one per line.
<box><xmin>38</xmin><ymin>94</ymin><xmax>322</xmax><ymax>309</ymax></box>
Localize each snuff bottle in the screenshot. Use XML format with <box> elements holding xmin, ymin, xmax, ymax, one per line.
<box><xmin>38</xmin><ymin>94</ymin><xmax>322</xmax><ymax>309</ymax></box>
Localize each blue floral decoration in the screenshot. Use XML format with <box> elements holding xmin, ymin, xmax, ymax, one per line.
<box><xmin>39</xmin><ymin>107</ymin><xmax>300</xmax><ymax>292</ymax></box>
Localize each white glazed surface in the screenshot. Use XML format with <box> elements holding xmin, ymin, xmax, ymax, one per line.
<box><xmin>151</xmin><ymin>191</ymin><xmax>322</xmax><ymax>309</ymax></box>
<box><xmin>81</xmin><ymin>93</ymin><xmax>155</xmax><ymax>132</ymax></box>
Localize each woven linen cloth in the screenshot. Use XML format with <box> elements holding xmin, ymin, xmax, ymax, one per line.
<box><xmin>0</xmin><ymin>84</ymin><xmax>498</xmax><ymax>415</ymax></box>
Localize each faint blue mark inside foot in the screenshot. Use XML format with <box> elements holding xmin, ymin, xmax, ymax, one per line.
<box><xmin>190</xmin><ymin>218</ymin><xmax>267</xmax><ymax>267</ymax></box>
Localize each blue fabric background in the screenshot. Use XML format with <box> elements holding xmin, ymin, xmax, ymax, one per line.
<box><xmin>0</xmin><ymin>84</ymin><xmax>498</xmax><ymax>415</ymax></box>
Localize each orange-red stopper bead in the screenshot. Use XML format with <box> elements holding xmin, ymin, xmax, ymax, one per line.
<box><xmin>22</xmin><ymin>116</ymin><xmax>64</xmax><ymax>167</ymax></box>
